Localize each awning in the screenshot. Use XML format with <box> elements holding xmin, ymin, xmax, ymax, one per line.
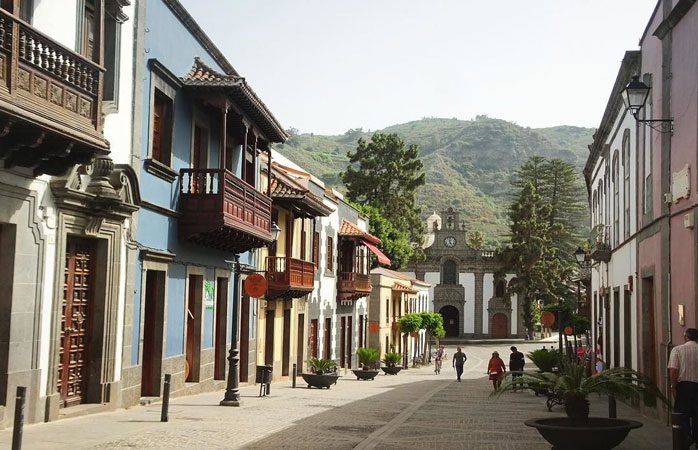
<box><xmin>363</xmin><ymin>240</ymin><xmax>391</xmax><ymax>265</ymax></box>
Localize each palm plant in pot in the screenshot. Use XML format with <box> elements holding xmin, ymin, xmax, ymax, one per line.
<box><xmin>493</xmin><ymin>359</ymin><xmax>666</xmax><ymax>450</ymax></box>
<box><xmin>302</xmin><ymin>358</ymin><xmax>339</xmax><ymax>389</ymax></box>
<box><xmin>381</xmin><ymin>351</ymin><xmax>403</xmax><ymax>375</ymax></box>
<box><xmin>353</xmin><ymin>347</ymin><xmax>380</xmax><ymax>380</ymax></box>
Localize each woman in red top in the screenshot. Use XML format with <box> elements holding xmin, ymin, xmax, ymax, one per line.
<box><xmin>487</xmin><ymin>351</ymin><xmax>507</xmax><ymax>390</ymax></box>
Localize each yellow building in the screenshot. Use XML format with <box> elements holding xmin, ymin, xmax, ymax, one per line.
<box><xmin>255</xmin><ymin>162</ymin><xmax>333</xmax><ymax>381</ymax></box>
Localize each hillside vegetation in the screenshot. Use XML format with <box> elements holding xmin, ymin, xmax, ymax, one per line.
<box><xmin>275</xmin><ymin>116</ymin><xmax>593</xmax><ymax>244</ymax></box>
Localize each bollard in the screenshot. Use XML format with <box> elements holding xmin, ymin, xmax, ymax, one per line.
<box><xmin>608</xmin><ymin>395</ymin><xmax>617</xmax><ymax>419</ymax></box>
<box><xmin>672</xmin><ymin>412</ymin><xmax>685</xmax><ymax>450</ymax></box>
<box><xmin>12</xmin><ymin>386</ymin><xmax>26</xmax><ymax>450</ymax></box>
<box><xmin>292</xmin><ymin>363</ymin><xmax>297</xmax><ymax>389</ymax></box>
<box><xmin>161</xmin><ymin>374</ymin><xmax>171</xmax><ymax>422</ymax></box>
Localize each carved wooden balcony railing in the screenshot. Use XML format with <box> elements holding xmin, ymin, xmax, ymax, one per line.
<box><xmin>337</xmin><ymin>271</ymin><xmax>371</xmax><ymax>302</ymax></box>
<box><xmin>0</xmin><ymin>10</ymin><xmax>107</xmax><ymax>175</ymax></box>
<box><xmin>265</xmin><ymin>256</ymin><xmax>314</xmax><ymax>300</ymax></box>
<box><xmin>179</xmin><ymin>168</ymin><xmax>272</xmax><ymax>253</ymax></box>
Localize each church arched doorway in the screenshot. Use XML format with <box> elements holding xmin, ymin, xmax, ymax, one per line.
<box><xmin>491</xmin><ymin>313</ymin><xmax>508</xmax><ymax>338</ymax></box>
<box><xmin>439</xmin><ymin>305</ymin><xmax>459</xmax><ymax>337</ymax></box>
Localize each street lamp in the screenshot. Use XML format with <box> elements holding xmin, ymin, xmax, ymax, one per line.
<box><xmin>574</xmin><ymin>247</ymin><xmax>586</xmax><ymax>266</ymax></box>
<box><xmin>220</xmin><ymin>224</ymin><xmax>280</xmax><ymax>407</ymax></box>
<box><xmin>622</xmin><ymin>75</ymin><xmax>673</xmax><ymax>131</ymax></box>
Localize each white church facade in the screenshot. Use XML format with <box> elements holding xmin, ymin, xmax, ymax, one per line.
<box><xmin>405</xmin><ymin>208</ymin><xmax>525</xmax><ymax>339</ymax></box>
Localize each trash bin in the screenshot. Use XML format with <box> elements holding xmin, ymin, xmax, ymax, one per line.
<box><xmin>256</xmin><ymin>365</ymin><xmax>272</xmax><ymax>396</ymax></box>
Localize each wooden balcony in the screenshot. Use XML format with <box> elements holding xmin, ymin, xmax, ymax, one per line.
<box><xmin>179</xmin><ymin>168</ymin><xmax>272</xmax><ymax>253</ymax></box>
<box><xmin>337</xmin><ymin>271</ymin><xmax>371</xmax><ymax>302</ymax></box>
<box><xmin>0</xmin><ymin>10</ymin><xmax>107</xmax><ymax>175</ymax></box>
<box><xmin>265</xmin><ymin>256</ymin><xmax>314</xmax><ymax>300</ymax></box>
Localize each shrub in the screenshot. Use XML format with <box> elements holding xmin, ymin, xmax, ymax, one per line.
<box><xmin>356</xmin><ymin>347</ymin><xmax>379</xmax><ymax>369</ymax></box>
<box><xmin>527</xmin><ymin>349</ymin><xmax>561</xmax><ymax>372</ymax></box>
<box><xmin>307</xmin><ymin>358</ymin><xmax>337</xmax><ymax>374</ymax></box>
<box><xmin>383</xmin><ymin>352</ymin><xmax>402</xmax><ymax>367</ymax></box>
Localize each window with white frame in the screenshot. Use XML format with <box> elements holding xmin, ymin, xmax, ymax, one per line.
<box><xmin>613</xmin><ymin>152</ymin><xmax>619</xmax><ymax>247</ymax></box>
<box><xmin>643</xmin><ymin>73</ymin><xmax>653</xmax><ymax>217</ymax></box>
<box><xmin>623</xmin><ymin>130</ymin><xmax>630</xmax><ymax>238</ymax></box>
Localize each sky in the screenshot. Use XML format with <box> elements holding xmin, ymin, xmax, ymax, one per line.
<box><xmin>179</xmin><ymin>0</ymin><xmax>659</xmax><ymax>135</ymax></box>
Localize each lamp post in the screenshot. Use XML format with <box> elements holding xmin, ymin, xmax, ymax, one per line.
<box><xmin>220</xmin><ymin>222</ymin><xmax>280</xmax><ymax>407</ymax></box>
<box><xmin>622</xmin><ymin>75</ymin><xmax>673</xmax><ymax>131</ymax></box>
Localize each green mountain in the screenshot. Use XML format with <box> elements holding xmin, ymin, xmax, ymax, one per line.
<box><xmin>275</xmin><ymin>116</ymin><xmax>593</xmax><ymax>244</ymax></box>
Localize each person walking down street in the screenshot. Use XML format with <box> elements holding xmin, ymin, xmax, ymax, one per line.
<box><xmin>583</xmin><ymin>344</ymin><xmax>593</xmax><ymax>377</ymax></box>
<box><xmin>487</xmin><ymin>351</ymin><xmax>506</xmax><ymax>390</ymax></box>
<box><xmin>434</xmin><ymin>345</ymin><xmax>445</xmax><ymax>374</ymax></box>
<box><xmin>669</xmin><ymin>328</ymin><xmax>698</xmax><ymax>449</ymax></box>
<box><xmin>509</xmin><ymin>346</ymin><xmax>525</xmax><ymax>380</ymax></box>
<box><xmin>453</xmin><ymin>347</ymin><xmax>467</xmax><ymax>382</ymax></box>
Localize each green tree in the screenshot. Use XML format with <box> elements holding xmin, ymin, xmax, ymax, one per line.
<box><xmin>499</xmin><ymin>183</ymin><xmax>570</xmax><ymax>339</ymax></box>
<box><xmin>466</xmin><ymin>230</ymin><xmax>484</xmax><ymax>250</ymax></box>
<box><xmin>353</xmin><ymin>204</ymin><xmax>413</xmax><ymax>270</ymax></box>
<box><xmin>342</xmin><ymin>133</ymin><xmax>426</xmax><ymax>250</ymax></box>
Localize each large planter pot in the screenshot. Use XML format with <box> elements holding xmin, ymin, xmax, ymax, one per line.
<box><xmin>525</xmin><ymin>417</ymin><xmax>642</xmax><ymax>450</ymax></box>
<box><xmin>352</xmin><ymin>369</ymin><xmax>379</xmax><ymax>381</ymax></box>
<box><xmin>381</xmin><ymin>366</ymin><xmax>402</xmax><ymax>375</ymax></box>
<box><xmin>301</xmin><ymin>373</ymin><xmax>339</xmax><ymax>389</ymax></box>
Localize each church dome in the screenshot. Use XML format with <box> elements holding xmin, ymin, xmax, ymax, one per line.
<box><xmin>426</xmin><ymin>211</ymin><xmax>441</xmax><ymax>232</ymax></box>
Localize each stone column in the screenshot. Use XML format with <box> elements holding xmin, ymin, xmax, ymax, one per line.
<box><xmin>474</xmin><ymin>272</ymin><xmax>484</xmax><ymax>336</ymax></box>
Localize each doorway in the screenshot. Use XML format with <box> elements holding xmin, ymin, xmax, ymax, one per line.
<box><xmin>186</xmin><ymin>274</ymin><xmax>203</xmax><ymax>382</ymax></box>
<box><xmin>623</xmin><ymin>290</ymin><xmax>632</xmax><ymax>369</ymax></box>
<box><xmin>141</xmin><ymin>270</ymin><xmax>165</xmax><ymax>396</ymax></box>
<box><xmin>282</xmin><ymin>309</ymin><xmax>291</xmax><ymax>376</ymax></box>
<box><xmin>324</xmin><ymin>318</ymin><xmax>331</xmax><ymax>359</ymax></box>
<box><xmin>439</xmin><ymin>305</ymin><xmax>459</xmax><ymax>337</ymax></box>
<box><xmin>297</xmin><ymin>313</ymin><xmax>305</xmax><ymax>373</ymax></box>
<box><xmin>491</xmin><ymin>313</ymin><xmax>508</xmax><ymax>338</ymax></box>
<box><xmin>265</xmin><ymin>309</ymin><xmax>274</xmax><ymax>366</ymax></box>
<box><xmin>59</xmin><ymin>236</ymin><xmax>96</xmax><ymax>407</ymax></box>
<box><xmin>613</xmin><ymin>289</ymin><xmax>620</xmax><ymax>368</ymax></box>
<box><xmin>310</xmin><ymin>319</ymin><xmax>318</xmax><ymax>358</ymax></box>
<box><xmin>346</xmin><ymin>316</ymin><xmax>352</xmax><ymax>369</ymax></box>
<box><xmin>339</xmin><ymin>316</ymin><xmax>346</xmax><ymax>368</ymax></box>
<box><xmin>239</xmin><ymin>294</ymin><xmax>250</xmax><ymax>382</ymax></box>
<box><xmin>642</xmin><ymin>277</ymin><xmax>657</xmax><ymax>385</ymax></box>
<box><xmin>214</xmin><ymin>277</ymin><xmax>228</xmax><ymax>381</ymax></box>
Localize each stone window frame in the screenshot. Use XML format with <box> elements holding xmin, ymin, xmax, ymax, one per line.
<box><xmin>144</xmin><ymin>59</ymin><xmax>181</xmax><ymax>183</ymax></box>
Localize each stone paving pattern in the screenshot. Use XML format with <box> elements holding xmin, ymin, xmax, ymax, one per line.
<box><xmin>0</xmin><ymin>344</ymin><xmax>671</xmax><ymax>449</ymax></box>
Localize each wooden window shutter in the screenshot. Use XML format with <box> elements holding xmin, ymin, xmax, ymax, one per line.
<box><xmin>312</xmin><ymin>232</ymin><xmax>319</xmax><ymax>267</ymax></box>
<box><xmin>326</xmin><ymin>237</ymin><xmax>333</xmax><ymax>272</ymax></box>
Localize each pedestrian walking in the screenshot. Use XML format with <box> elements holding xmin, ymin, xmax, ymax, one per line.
<box><xmin>452</xmin><ymin>347</ymin><xmax>467</xmax><ymax>382</ymax></box>
<box><xmin>669</xmin><ymin>328</ymin><xmax>698</xmax><ymax>449</ymax></box>
<box><xmin>509</xmin><ymin>346</ymin><xmax>525</xmax><ymax>378</ymax></box>
<box><xmin>487</xmin><ymin>351</ymin><xmax>506</xmax><ymax>390</ymax></box>
<box><xmin>434</xmin><ymin>345</ymin><xmax>445</xmax><ymax>374</ymax></box>
<box><xmin>583</xmin><ymin>344</ymin><xmax>593</xmax><ymax>377</ymax></box>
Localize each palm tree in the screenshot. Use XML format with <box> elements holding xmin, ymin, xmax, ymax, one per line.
<box><xmin>493</xmin><ymin>360</ymin><xmax>666</xmax><ymax>420</ymax></box>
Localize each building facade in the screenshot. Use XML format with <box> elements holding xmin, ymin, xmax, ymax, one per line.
<box><xmin>406</xmin><ymin>208</ymin><xmax>523</xmax><ymax>339</ymax></box>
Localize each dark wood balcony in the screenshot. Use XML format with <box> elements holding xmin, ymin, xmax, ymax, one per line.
<box><xmin>179</xmin><ymin>168</ymin><xmax>272</xmax><ymax>253</ymax></box>
<box><xmin>337</xmin><ymin>271</ymin><xmax>371</xmax><ymax>302</ymax></box>
<box><xmin>0</xmin><ymin>10</ymin><xmax>107</xmax><ymax>175</ymax></box>
<box><xmin>265</xmin><ymin>256</ymin><xmax>314</xmax><ymax>300</ymax></box>
<box><xmin>590</xmin><ymin>242</ymin><xmax>611</xmax><ymax>263</ymax></box>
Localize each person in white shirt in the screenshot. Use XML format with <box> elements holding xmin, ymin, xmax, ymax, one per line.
<box><xmin>669</xmin><ymin>328</ymin><xmax>698</xmax><ymax>449</ymax></box>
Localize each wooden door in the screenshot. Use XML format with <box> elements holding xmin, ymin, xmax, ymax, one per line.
<box><xmin>643</xmin><ymin>278</ymin><xmax>657</xmax><ymax>384</ymax></box>
<box><xmin>309</xmin><ymin>319</ymin><xmax>318</xmax><ymax>358</ymax></box>
<box><xmin>623</xmin><ymin>291</ymin><xmax>632</xmax><ymax>369</ymax></box>
<box><xmin>214</xmin><ymin>277</ymin><xmax>228</xmax><ymax>380</ymax></box>
<box><xmin>59</xmin><ymin>237</ymin><xmax>95</xmax><ymax>407</ymax></box>
<box><xmin>339</xmin><ymin>317</ymin><xmax>346</xmax><ymax>368</ymax></box>
<box><xmin>358</xmin><ymin>315</ymin><xmax>364</xmax><ymax>349</ymax></box>
<box><xmin>613</xmin><ymin>290</ymin><xmax>620</xmax><ymax>368</ymax></box>
<box><xmin>186</xmin><ymin>275</ymin><xmax>202</xmax><ymax>382</ymax></box>
<box><xmin>346</xmin><ymin>316</ymin><xmax>352</xmax><ymax>369</ymax></box>
<box><xmin>265</xmin><ymin>309</ymin><xmax>274</xmax><ymax>366</ymax></box>
<box><xmin>324</xmin><ymin>318</ymin><xmax>331</xmax><ymax>359</ymax></box>
<box><xmin>282</xmin><ymin>309</ymin><xmax>291</xmax><ymax>376</ymax></box>
<box><xmin>296</xmin><ymin>314</ymin><xmax>305</xmax><ymax>373</ymax></box>
<box><xmin>141</xmin><ymin>270</ymin><xmax>165</xmax><ymax>396</ymax></box>
<box><xmin>239</xmin><ymin>294</ymin><xmax>250</xmax><ymax>382</ymax></box>
<box><xmin>491</xmin><ymin>313</ymin><xmax>508</xmax><ymax>339</ymax></box>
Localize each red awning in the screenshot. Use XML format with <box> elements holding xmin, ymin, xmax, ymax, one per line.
<box><xmin>363</xmin><ymin>240</ymin><xmax>391</xmax><ymax>265</ymax></box>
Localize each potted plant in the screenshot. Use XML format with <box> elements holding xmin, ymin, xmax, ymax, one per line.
<box><xmin>493</xmin><ymin>360</ymin><xmax>666</xmax><ymax>450</ymax></box>
<box><xmin>528</xmin><ymin>349</ymin><xmax>561</xmax><ymax>373</ymax></box>
<box><xmin>352</xmin><ymin>347</ymin><xmax>380</xmax><ymax>380</ymax></box>
<box><xmin>381</xmin><ymin>351</ymin><xmax>403</xmax><ymax>375</ymax></box>
<box><xmin>301</xmin><ymin>358</ymin><xmax>339</xmax><ymax>389</ymax></box>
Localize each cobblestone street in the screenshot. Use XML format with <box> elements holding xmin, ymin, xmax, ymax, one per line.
<box><xmin>0</xmin><ymin>344</ymin><xmax>671</xmax><ymax>449</ymax></box>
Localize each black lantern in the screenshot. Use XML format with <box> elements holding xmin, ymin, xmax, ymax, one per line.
<box><xmin>622</xmin><ymin>76</ymin><xmax>650</xmax><ymax>117</ymax></box>
<box><xmin>271</xmin><ymin>222</ymin><xmax>281</xmax><ymax>242</ymax></box>
<box><xmin>574</xmin><ymin>247</ymin><xmax>586</xmax><ymax>265</ymax></box>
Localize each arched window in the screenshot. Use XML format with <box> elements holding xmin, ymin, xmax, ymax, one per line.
<box><xmin>612</xmin><ymin>151</ymin><xmax>619</xmax><ymax>247</ymax></box>
<box><xmin>442</xmin><ymin>260</ymin><xmax>457</xmax><ymax>284</ymax></box>
<box><xmin>495</xmin><ymin>279</ymin><xmax>506</xmax><ymax>298</ymax></box>
<box><xmin>623</xmin><ymin>130</ymin><xmax>630</xmax><ymax>239</ymax></box>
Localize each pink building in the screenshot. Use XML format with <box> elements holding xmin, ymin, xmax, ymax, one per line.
<box><xmin>587</xmin><ymin>0</ymin><xmax>697</xmax><ymax>420</ymax></box>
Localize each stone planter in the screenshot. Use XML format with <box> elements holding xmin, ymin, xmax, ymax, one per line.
<box><xmin>524</xmin><ymin>417</ymin><xmax>642</xmax><ymax>450</ymax></box>
<box><xmin>352</xmin><ymin>369</ymin><xmax>379</xmax><ymax>381</ymax></box>
<box><xmin>301</xmin><ymin>373</ymin><xmax>339</xmax><ymax>389</ymax></box>
<box><xmin>381</xmin><ymin>366</ymin><xmax>402</xmax><ymax>375</ymax></box>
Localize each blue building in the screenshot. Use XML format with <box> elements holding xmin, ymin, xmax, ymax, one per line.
<box><xmin>119</xmin><ymin>0</ymin><xmax>287</xmax><ymax>406</ymax></box>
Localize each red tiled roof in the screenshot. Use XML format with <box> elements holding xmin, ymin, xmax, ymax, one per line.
<box><xmin>338</xmin><ymin>219</ymin><xmax>380</xmax><ymax>244</ymax></box>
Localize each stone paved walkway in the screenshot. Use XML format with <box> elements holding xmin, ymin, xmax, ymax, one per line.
<box><xmin>0</xmin><ymin>344</ymin><xmax>671</xmax><ymax>449</ymax></box>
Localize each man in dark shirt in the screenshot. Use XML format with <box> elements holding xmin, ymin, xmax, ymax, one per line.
<box><xmin>509</xmin><ymin>346</ymin><xmax>525</xmax><ymax>378</ymax></box>
<box><xmin>452</xmin><ymin>347</ymin><xmax>467</xmax><ymax>381</ymax></box>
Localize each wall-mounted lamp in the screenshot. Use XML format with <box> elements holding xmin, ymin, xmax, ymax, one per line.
<box><xmin>622</xmin><ymin>76</ymin><xmax>673</xmax><ymax>132</ymax></box>
<box><xmin>270</xmin><ymin>222</ymin><xmax>281</xmax><ymax>243</ymax></box>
